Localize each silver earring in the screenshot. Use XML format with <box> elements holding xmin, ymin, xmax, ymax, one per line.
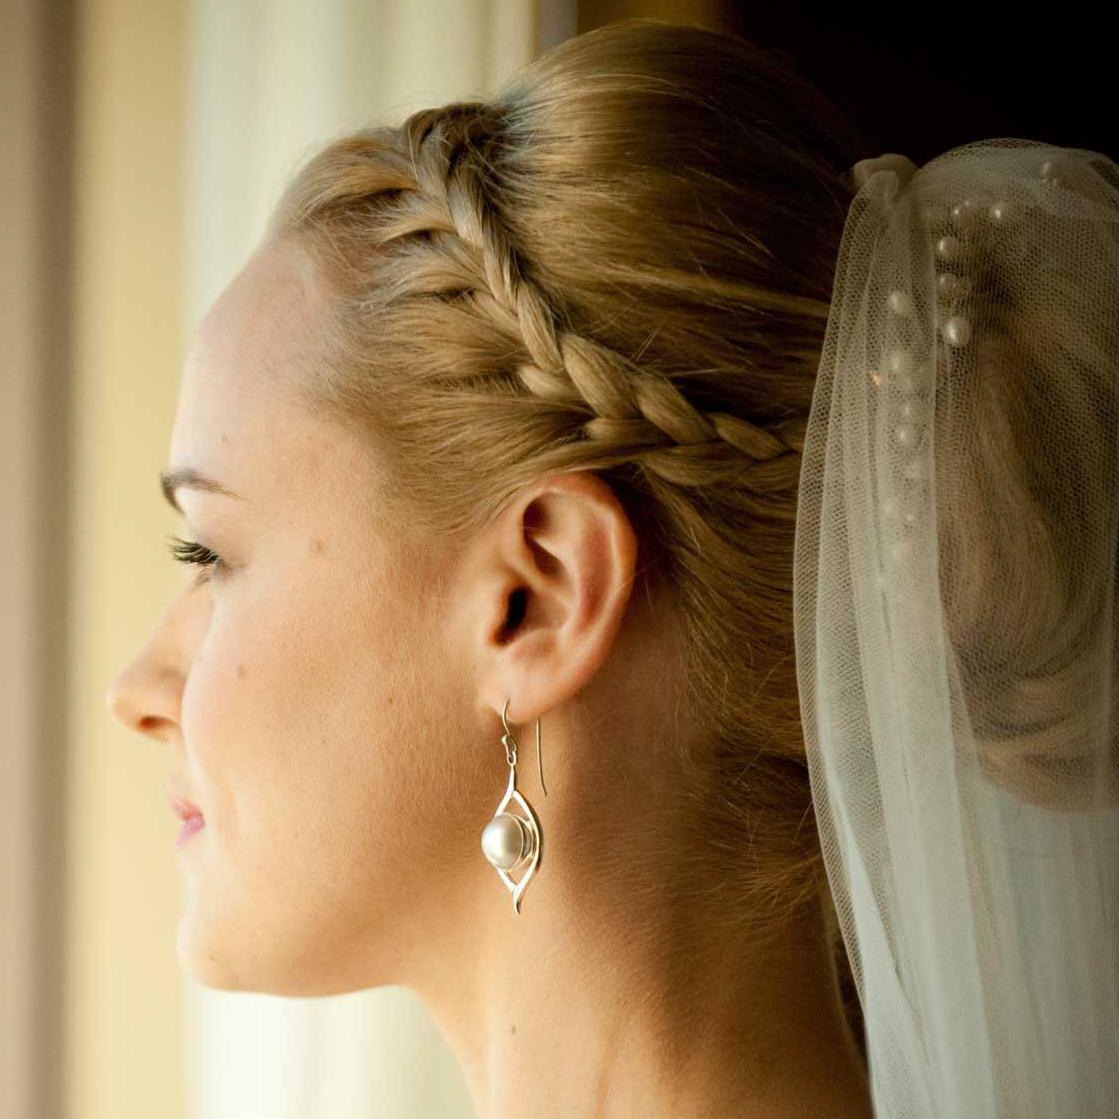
<box><xmin>480</xmin><ymin>697</ymin><xmax>548</xmax><ymax>915</ymax></box>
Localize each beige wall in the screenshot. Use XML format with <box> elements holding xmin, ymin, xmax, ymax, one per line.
<box><xmin>1</xmin><ymin>2</ymin><xmax>74</xmax><ymax>1118</ymax></box>
<box><xmin>68</xmin><ymin>2</ymin><xmax>190</xmax><ymax>1118</ymax></box>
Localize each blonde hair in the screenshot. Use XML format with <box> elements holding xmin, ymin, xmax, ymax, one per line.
<box><xmin>266</xmin><ymin>18</ymin><xmax>872</xmax><ymax>1059</ymax></box>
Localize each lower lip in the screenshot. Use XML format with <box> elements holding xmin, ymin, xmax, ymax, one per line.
<box><xmin>176</xmin><ymin>816</ymin><xmax>206</xmax><ymax>847</ymax></box>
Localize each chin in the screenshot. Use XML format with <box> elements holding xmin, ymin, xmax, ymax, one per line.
<box><xmin>175</xmin><ymin>919</ymin><xmax>251</xmax><ymax>992</ymax></box>
<box><xmin>175</xmin><ymin>913</ymin><xmax>381</xmax><ymax>998</ymax></box>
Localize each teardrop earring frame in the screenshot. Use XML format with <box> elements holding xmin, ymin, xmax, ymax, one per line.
<box><xmin>480</xmin><ymin>698</ymin><xmax>548</xmax><ymax>915</ymax></box>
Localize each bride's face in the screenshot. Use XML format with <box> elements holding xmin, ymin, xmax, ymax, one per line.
<box><xmin>105</xmin><ymin>239</ymin><xmax>481</xmax><ymax>996</ymax></box>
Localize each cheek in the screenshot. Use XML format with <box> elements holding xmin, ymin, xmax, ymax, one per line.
<box><xmin>172</xmin><ymin>561</ymin><xmax>485</xmax><ymax>990</ymax></box>
<box><xmin>179</xmin><ymin>578</ymin><xmax>452</xmax><ymax>888</ymax></box>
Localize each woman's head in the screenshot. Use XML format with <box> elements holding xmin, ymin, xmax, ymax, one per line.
<box><xmin>115</xmin><ymin>230</ymin><xmax>672</xmax><ymax>998</ymax></box>
<box><xmin>107</xmin><ymin>17</ymin><xmax>869</xmax><ymax>1043</ymax></box>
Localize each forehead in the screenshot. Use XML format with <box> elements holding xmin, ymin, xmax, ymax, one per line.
<box><xmin>174</xmin><ymin>237</ymin><xmax>318</xmax><ymax>422</ymax></box>
<box><xmin>166</xmin><ymin>240</ymin><xmax>370</xmax><ymax>521</ymax></box>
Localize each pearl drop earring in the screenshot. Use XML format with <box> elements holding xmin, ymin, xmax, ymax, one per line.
<box><xmin>480</xmin><ymin>698</ymin><xmax>547</xmax><ymax>914</ymax></box>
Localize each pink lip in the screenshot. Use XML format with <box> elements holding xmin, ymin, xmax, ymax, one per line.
<box><xmin>169</xmin><ymin>794</ymin><xmax>201</xmax><ymax>816</ymax></box>
<box><xmin>176</xmin><ymin>815</ymin><xmax>206</xmax><ymax>847</ymax></box>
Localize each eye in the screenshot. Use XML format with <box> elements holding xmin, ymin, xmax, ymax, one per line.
<box><xmin>165</xmin><ymin>534</ymin><xmax>226</xmax><ymax>588</ymax></box>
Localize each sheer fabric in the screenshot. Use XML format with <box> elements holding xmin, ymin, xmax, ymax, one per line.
<box><xmin>793</xmin><ymin>139</ymin><xmax>1119</xmax><ymax>1117</ymax></box>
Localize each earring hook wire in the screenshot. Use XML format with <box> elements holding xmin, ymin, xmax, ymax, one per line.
<box><xmin>501</xmin><ymin>696</ymin><xmax>547</xmax><ymax>796</ymax></box>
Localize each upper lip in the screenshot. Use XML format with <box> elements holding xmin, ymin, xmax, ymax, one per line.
<box><xmin>167</xmin><ymin>782</ymin><xmax>204</xmax><ymax>820</ymax></box>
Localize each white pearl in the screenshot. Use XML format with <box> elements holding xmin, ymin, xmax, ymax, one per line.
<box><xmin>888</xmin><ymin>289</ymin><xmax>913</xmax><ymax>315</ymax></box>
<box><xmin>919</xmin><ymin>203</ymin><xmax>947</xmax><ymax>228</ymax></box>
<box><xmin>935</xmin><ymin>235</ymin><xmax>961</xmax><ymax>261</ymax></box>
<box><xmin>481</xmin><ymin>813</ymin><xmax>529</xmax><ymax>870</ymax></box>
<box><xmin>881</xmin><ymin>497</ymin><xmax>897</xmax><ymax>518</ymax></box>
<box><xmin>889</xmin><ymin>540</ymin><xmax>911</xmax><ymax>563</ymax></box>
<box><xmin>899</xmin><ymin>399</ymin><xmax>916</xmax><ymax>420</ymax></box>
<box><xmin>988</xmin><ymin>199</ymin><xmax>1017</xmax><ymax>226</ymax></box>
<box><xmin>942</xmin><ymin>315</ymin><xmax>972</xmax><ymax>347</ymax></box>
<box><xmin>887</xmin><ymin>347</ymin><xmax>914</xmax><ymax>378</ymax></box>
<box><xmin>950</xmin><ymin>198</ymin><xmax>980</xmax><ymax>231</ymax></box>
<box><xmin>1039</xmin><ymin>157</ymin><xmax>1062</xmax><ymax>181</ymax></box>
<box><xmin>894</xmin><ymin>424</ymin><xmax>914</xmax><ymax>446</ymax></box>
<box><xmin>936</xmin><ymin>271</ymin><xmax>961</xmax><ymax>298</ymax></box>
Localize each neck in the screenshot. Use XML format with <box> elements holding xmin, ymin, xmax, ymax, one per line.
<box><xmin>408</xmin><ymin>775</ymin><xmax>872</xmax><ymax>1118</ymax></box>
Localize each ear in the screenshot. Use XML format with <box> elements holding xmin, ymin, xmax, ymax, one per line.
<box><xmin>459</xmin><ymin>472</ymin><xmax>639</xmax><ymax>727</ymax></box>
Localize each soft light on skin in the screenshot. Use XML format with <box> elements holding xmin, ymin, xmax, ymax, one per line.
<box><xmin>105</xmin><ymin>237</ymin><xmax>872</xmax><ymax>1118</ymax></box>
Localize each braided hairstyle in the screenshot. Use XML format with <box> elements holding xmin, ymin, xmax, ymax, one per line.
<box><xmin>265</xmin><ymin>18</ymin><xmax>871</xmax><ymax>1062</ymax></box>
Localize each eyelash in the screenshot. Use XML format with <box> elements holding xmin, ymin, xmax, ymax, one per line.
<box><xmin>165</xmin><ymin>534</ymin><xmax>225</xmax><ymax>587</ymax></box>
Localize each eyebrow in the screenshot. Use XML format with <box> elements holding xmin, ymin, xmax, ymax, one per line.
<box><xmin>160</xmin><ymin>468</ymin><xmax>243</xmax><ymax>514</ymax></box>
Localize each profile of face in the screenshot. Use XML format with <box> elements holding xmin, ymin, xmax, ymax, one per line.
<box><xmin>106</xmin><ymin>239</ymin><xmax>451</xmax><ymax>995</ymax></box>
<box><xmin>105</xmin><ymin>237</ymin><xmax>641</xmax><ymax>999</ymax></box>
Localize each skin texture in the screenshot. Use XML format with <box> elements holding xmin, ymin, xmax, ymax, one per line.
<box><xmin>106</xmin><ymin>238</ymin><xmax>873</xmax><ymax>1118</ymax></box>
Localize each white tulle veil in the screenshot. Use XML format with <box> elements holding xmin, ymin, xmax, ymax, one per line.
<box><xmin>793</xmin><ymin>139</ymin><xmax>1119</xmax><ymax>1117</ymax></box>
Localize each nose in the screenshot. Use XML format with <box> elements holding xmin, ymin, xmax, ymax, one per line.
<box><xmin>105</xmin><ymin>658</ymin><xmax>182</xmax><ymax>744</ymax></box>
<box><xmin>107</xmin><ymin>569</ymin><xmax>210</xmax><ymax>742</ymax></box>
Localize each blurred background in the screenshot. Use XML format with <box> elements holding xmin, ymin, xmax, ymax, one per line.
<box><xmin>2</xmin><ymin>1</ymin><xmax>1111</xmax><ymax>1116</ymax></box>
